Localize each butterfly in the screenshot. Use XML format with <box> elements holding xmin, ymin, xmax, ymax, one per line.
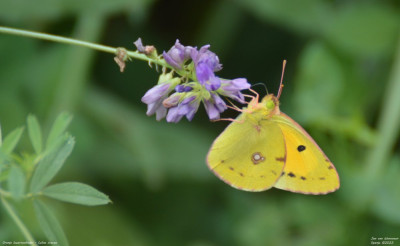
<box><xmin>206</xmin><ymin>61</ymin><xmax>340</xmax><ymax>194</ymax></box>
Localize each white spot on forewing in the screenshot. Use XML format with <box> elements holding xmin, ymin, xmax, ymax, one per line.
<box><xmin>251</xmin><ymin>152</ymin><xmax>265</xmax><ymax>164</ymax></box>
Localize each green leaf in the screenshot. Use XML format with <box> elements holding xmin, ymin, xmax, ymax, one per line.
<box><xmin>0</xmin><ymin>0</ymin><xmax>154</xmax><ymax>23</ymax></box>
<box><xmin>30</xmin><ymin>136</ymin><xmax>75</xmax><ymax>193</ymax></box>
<box><xmin>46</xmin><ymin>112</ymin><xmax>72</xmax><ymax>149</ymax></box>
<box><xmin>1</xmin><ymin>127</ymin><xmax>24</xmax><ymax>154</ymax></box>
<box><xmin>324</xmin><ymin>3</ymin><xmax>400</xmax><ymax>58</ymax></box>
<box><xmin>33</xmin><ymin>199</ymin><xmax>69</xmax><ymax>246</ymax></box>
<box><xmin>27</xmin><ymin>114</ymin><xmax>43</xmax><ymax>155</ymax></box>
<box><xmin>293</xmin><ymin>42</ymin><xmax>344</xmax><ymax>123</ymax></box>
<box><xmin>43</xmin><ymin>182</ymin><xmax>111</xmax><ymax>206</ymax></box>
<box><xmin>7</xmin><ymin>166</ymin><xmax>26</xmax><ymax>200</ymax></box>
<box><xmin>372</xmin><ymin>157</ymin><xmax>400</xmax><ymax>224</ymax></box>
<box><xmin>235</xmin><ymin>0</ymin><xmax>331</xmax><ymax>34</ymax></box>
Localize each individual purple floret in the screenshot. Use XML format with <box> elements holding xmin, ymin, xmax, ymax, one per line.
<box><xmin>205</xmin><ymin>76</ymin><xmax>221</xmax><ymax>91</ymax></box>
<box><xmin>162</xmin><ymin>92</ymin><xmax>181</xmax><ymax>108</ymax></box>
<box><xmin>219</xmin><ymin>78</ymin><xmax>251</xmax><ymax>103</ymax></box>
<box><xmin>166</xmin><ymin>96</ymin><xmax>200</xmax><ymax>123</ymax></box>
<box><xmin>203</xmin><ymin>93</ymin><xmax>227</xmax><ymax>120</ymax></box>
<box><xmin>141</xmin><ymin>83</ymin><xmax>171</xmax><ymax>104</ymax></box>
<box><xmin>191</xmin><ymin>45</ymin><xmax>222</xmax><ymax>72</ymax></box>
<box><xmin>134</xmin><ymin>38</ymin><xmax>146</xmax><ymax>53</ymax></box>
<box><xmin>146</xmin><ymin>97</ymin><xmax>168</xmax><ymax>121</ymax></box>
<box><xmin>192</xmin><ymin>49</ymin><xmax>222</xmax><ymax>91</ymax></box>
<box><xmin>175</xmin><ymin>84</ymin><xmax>193</xmax><ymax>93</ymax></box>
<box><xmin>141</xmin><ymin>83</ymin><xmax>172</xmax><ymax>121</ymax></box>
<box><xmin>134</xmin><ymin>38</ymin><xmax>156</xmax><ymax>56</ymax></box>
<box><xmin>163</xmin><ymin>40</ymin><xmax>194</xmax><ymax>69</ymax></box>
<box><xmin>195</xmin><ymin>62</ymin><xmax>214</xmax><ymax>83</ymax></box>
<box><xmin>141</xmin><ymin>74</ymin><xmax>180</xmax><ymax>121</ymax></box>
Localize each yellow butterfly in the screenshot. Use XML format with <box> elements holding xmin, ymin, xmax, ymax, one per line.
<box><xmin>207</xmin><ymin>61</ymin><xmax>340</xmax><ymax>195</ymax></box>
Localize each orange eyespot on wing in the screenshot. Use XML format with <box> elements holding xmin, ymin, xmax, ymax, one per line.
<box><xmin>272</xmin><ymin>113</ymin><xmax>340</xmax><ymax>195</ymax></box>
<box><xmin>207</xmin><ymin>118</ymin><xmax>286</xmax><ymax>192</ymax></box>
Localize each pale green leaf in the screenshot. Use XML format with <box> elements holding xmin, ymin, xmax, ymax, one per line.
<box><xmin>46</xmin><ymin>112</ymin><xmax>72</xmax><ymax>149</ymax></box>
<box><xmin>235</xmin><ymin>0</ymin><xmax>331</xmax><ymax>34</ymax></box>
<box><xmin>293</xmin><ymin>42</ymin><xmax>344</xmax><ymax>123</ymax></box>
<box><xmin>27</xmin><ymin>114</ymin><xmax>42</xmax><ymax>154</ymax></box>
<box><xmin>43</xmin><ymin>182</ymin><xmax>111</xmax><ymax>206</ymax></box>
<box><xmin>325</xmin><ymin>4</ymin><xmax>400</xmax><ymax>58</ymax></box>
<box><xmin>1</xmin><ymin>127</ymin><xmax>24</xmax><ymax>154</ymax></box>
<box><xmin>0</xmin><ymin>0</ymin><xmax>155</xmax><ymax>23</ymax></box>
<box><xmin>33</xmin><ymin>200</ymin><xmax>69</xmax><ymax>246</ymax></box>
<box><xmin>372</xmin><ymin>157</ymin><xmax>400</xmax><ymax>224</ymax></box>
<box><xmin>30</xmin><ymin>136</ymin><xmax>75</xmax><ymax>193</ymax></box>
<box><xmin>7</xmin><ymin>166</ymin><xmax>26</xmax><ymax>200</ymax></box>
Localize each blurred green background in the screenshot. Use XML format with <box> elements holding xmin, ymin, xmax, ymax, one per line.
<box><xmin>1</xmin><ymin>0</ymin><xmax>400</xmax><ymax>245</ymax></box>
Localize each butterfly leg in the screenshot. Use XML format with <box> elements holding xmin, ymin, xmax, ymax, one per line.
<box><xmin>224</xmin><ymin>98</ymin><xmax>244</xmax><ymax>112</ymax></box>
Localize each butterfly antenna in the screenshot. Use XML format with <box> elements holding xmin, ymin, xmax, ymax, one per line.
<box><xmin>252</xmin><ymin>82</ymin><xmax>268</xmax><ymax>95</ymax></box>
<box><xmin>277</xmin><ymin>60</ymin><xmax>287</xmax><ymax>100</ymax></box>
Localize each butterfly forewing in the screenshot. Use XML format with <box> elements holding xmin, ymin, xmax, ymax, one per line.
<box><xmin>272</xmin><ymin>113</ymin><xmax>340</xmax><ymax>194</ymax></box>
<box><xmin>207</xmin><ymin>115</ymin><xmax>286</xmax><ymax>192</ymax></box>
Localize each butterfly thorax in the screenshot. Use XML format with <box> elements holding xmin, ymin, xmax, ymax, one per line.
<box><xmin>241</xmin><ymin>94</ymin><xmax>281</xmax><ymax>124</ymax></box>
<box><xmin>243</xmin><ymin>94</ymin><xmax>280</xmax><ymax>115</ymax></box>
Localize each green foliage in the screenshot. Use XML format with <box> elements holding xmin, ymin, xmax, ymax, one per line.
<box><xmin>294</xmin><ymin>42</ymin><xmax>344</xmax><ymax>123</ymax></box>
<box><xmin>30</xmin><ymin>134</ymin><xmax>74</xmax><ymax>193</ymax></box>
<box><xmin>42</xmin><ymin>182</ymin><xmax>110</xmax><ymax>206</ymax></box>
<box><xmin>27</xmin><ymin>114</ymin><xmax>42</xmax><ymax>155</ymax></box>
<box><xmin>45</xmin><ymin>112</ymin><xmax>73</xmax><ymax>149</ymax></box>
<box><xmin>33</xmin><ymin>200</ymin><xmax>69</xmax><ymax>246</ymax></box>
<box><xmin>7</xmin><ymin>166</ymin><xmax>25</xmax><ymax>200</ymax></box>
<box><xmin>325</xmin><ymin>4</ymin><xmax>399</xmax><ymax>58</ymax></box>
<box><xmin>1</xmin><ymin>127</ymin><xmax>24</xmax><ymax>155</ymax></box>
<box><xmin>0</xmin><ymin>114</ymin><xmax>110</xmax><ymax>244</ymax></box>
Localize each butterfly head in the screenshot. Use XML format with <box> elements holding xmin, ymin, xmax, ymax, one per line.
<box><xmin>244</xmin><ymin>93</ymin><xmax>280</xmax><ymax>117</ymax></box>
<box><xmin>243</xmin><ymin>60</ymin><xmax>285</xmax><ymax>116</ymax></box>
<box><xmin>261</xmin><ymin>94</ymin><xmax>280</xmax><ymax>115</ymax></box>
<box><xmin>258</xmin><ymin>59</ymin><xmax>286</xmax><ymax>116</ymax></box>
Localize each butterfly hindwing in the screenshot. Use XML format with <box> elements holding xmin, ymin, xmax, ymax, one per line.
<box><xmin>272</xmin><ymin>113</ymin><xmax>340</xmax><ymax>194</ymax></box>
<box><xmin>207</xmin><ymin>114</ymin><xmax>286</xmax><ymax>191</ymax></box>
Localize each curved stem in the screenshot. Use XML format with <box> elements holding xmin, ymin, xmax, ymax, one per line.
<box><xmin>0</xmin><ymin>26</ymin><xmax>171</xmax><ymax>68</ymax></box>
<box><xmin>1</xmin><ymin>197</ymin><xmax>38</xmax><ymax>246</ymax></box>
<box><xmin>354</xmin><ymin>32</ymin><xmax>400</xmax><ymax>209</ymax></box>
<box><xmin>365</xmin><ymin>32</ymin><xmax>400</xmax><ymax>175</ymax></box>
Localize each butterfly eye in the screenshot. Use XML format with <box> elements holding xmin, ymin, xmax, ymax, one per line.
<box><xmin>265</xmin><ymin>100</ymin><xmax>275</xmax><ymax>110</ymax></box>
<box><xmin>297</xmin><ymin>145</ymin><xmax>306</xmax><ymax>152</ymax></box>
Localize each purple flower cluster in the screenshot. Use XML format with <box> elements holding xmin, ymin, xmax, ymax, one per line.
<box><xmin>138</xmin><ymin>39</ymin><xmax>251</xmax><ymax>123</ymax></box>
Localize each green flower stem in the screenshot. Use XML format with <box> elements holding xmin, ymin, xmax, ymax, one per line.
<box><xmin>1</xmin><ymin>197</ymin><xmax>38</xmax><ymax>246</ymax></box>
<box><xmin>0</xmin><ymin>25</ymin><xmax>171</xmax><ymax>69</ymax></box>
